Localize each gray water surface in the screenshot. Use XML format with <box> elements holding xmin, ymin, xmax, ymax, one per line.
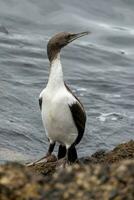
<box><xmin>0</xmin><ymin>0</ymin><xmax>134</xmax><ymax>163</ymax></box>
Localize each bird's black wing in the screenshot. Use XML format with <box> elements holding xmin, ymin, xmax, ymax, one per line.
<box><xmin>39</xmin><ymin>97</ymin><xmax>42</xmax><ymax>110</ymax></box>
<box><xmin>65</xmin><ymin>82</ymin><xmax>86</xmax><ymax>145</ymax></box>
<box><xmin>69</xmin><ymin>101</ymin><xmax>86</xmax><ymax>145</ymax></box>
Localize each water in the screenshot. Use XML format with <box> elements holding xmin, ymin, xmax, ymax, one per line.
<box><xmin>0</xmin><ymin>0</ymin><xmax>134</xmax><ymax>163</ymax></box>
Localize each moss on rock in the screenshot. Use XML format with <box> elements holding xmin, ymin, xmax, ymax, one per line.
<box><xmin>0</xmin><ymin>140</ymin><xmax>134</xmax><ymax>200</ymax></box>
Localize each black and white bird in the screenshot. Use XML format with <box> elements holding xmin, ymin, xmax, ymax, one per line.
<box><xmin>39</xmin><ymin>32</ymin><xmax>88</xmax><ymax>163</ymax></box>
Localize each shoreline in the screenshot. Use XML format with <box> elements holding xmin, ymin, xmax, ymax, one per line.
<box><xmin>0</xmin><ymin>140</ymin><xmax>134</xmax><ymax>200</ymax></box>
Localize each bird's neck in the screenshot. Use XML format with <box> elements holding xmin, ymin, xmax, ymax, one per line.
<box><xmin>47</xmin><ymin>53</ymin><xmax>64</xmax><ymax>90</ymax></box>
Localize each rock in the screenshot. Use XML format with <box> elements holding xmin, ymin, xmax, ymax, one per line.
<box><xmin>27</xmin><ymin>140</ymin><xmax>134</xmax><ymax>175</ymax></box>
<box><xmin>84</xmin><ymin>140</ymin><xmax>134</xmax><ymax>164</ymax></box>
<box><xmin>28</xmin><ymin>154</ymin><xmax>57</xmax><ymax>176</ymax></box>
<box><xmin>0</xmin><ymin>140</ymin><xmax>134</xmax><ymax>200</ymax></box>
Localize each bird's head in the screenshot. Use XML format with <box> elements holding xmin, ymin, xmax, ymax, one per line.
<box><xmin>47</xmin><ymin>31</ymin><xmax>89</xmax><ymax>62</ymax></box>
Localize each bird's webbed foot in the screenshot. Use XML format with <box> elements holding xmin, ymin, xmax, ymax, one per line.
<box><xmin>26</xmin><ymin>142</ymin><xmax>56</xmax><ymax>166</ymax></box>
<box><xmin>26</xmin><ymin>154</ymin><xmax>56</xmax><ymax>166</ymax></box>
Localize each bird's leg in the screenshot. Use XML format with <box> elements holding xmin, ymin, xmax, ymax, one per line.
<box><xmin>56</xmin><ymin>145</ymin><xmax>68</xmax><ymax>167</ymax></box>
<box><xmin>57</xmin><ymin>144</ymin><xmax>66</xmax><ymax>159</ymax></box>
<box><xmin>57</xmin><ymin>145</ymin><xmax>78</xmax><ymax>168</ymax></box>
<box><xmin>47</xmin><ymin>141</ymin><xmax>56</xmax><ymax>156</ymax></box>
<box><xmin>26</xmin><ymin>142</ymin><xmax>56</xmax><ymax>166</ymax></box>
<box><xmin>60</xmin><ymin>147</ymin><xmax>71</xmax><ymax>168</ymax></box>
<box><xmin>67</xmin><ymin>145</ymin><xmax>78</xmax><ymax>163</ymax></box>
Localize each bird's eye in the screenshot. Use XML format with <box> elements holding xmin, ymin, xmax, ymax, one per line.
<box><xmin>66</xmin><ymin>35</ymin><xmax>71</xmax><ymax>40</ymax></box>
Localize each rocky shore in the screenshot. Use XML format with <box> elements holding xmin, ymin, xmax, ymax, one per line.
<box><xmin>0</xmin><ymin>140</ymin><xmax>134</xmax><ymax>200</ymax></box>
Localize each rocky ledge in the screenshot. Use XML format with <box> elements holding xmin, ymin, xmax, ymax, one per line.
<box><xmin>0</xmin><ymin>140</ymin><xmax>134</xmax><ymax>200</ymax></box>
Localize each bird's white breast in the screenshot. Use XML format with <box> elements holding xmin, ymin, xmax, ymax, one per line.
<box><xmin>39</xmin><ymin>55</ymin><xmax>78</xmax><ymax>148</ymax></box>
<box><xmin>40</xmin><ymin>87</ymin><xmax>78</xmax><ymax>147</ymax></box>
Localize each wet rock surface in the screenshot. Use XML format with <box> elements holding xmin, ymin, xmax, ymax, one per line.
<box><xmin>84</xmin><ymin>139</ymin><xmax>134</xmax><ymax>164</ymax></box>
<box><xmin>0</xmin><ymin>140</ymin><xmax>134</xmax><ymax>200</ymax></box>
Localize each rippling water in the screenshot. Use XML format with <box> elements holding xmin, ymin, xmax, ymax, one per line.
<box><xmin>0</xmin><ymin>0</ymin><xmax>134</xmax><ymax>163</ymax></box>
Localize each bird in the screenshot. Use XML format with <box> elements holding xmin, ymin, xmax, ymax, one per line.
<box><xmin>39</xmin><ymin>31</ymin><xmax>88</xmax><ymax>164</ymax></box>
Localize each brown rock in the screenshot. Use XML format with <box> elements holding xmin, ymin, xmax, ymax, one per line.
<box><xmin>0</xmin><ymin>140</ymin><xmax>134</xmax><ymax>200</ymax></box>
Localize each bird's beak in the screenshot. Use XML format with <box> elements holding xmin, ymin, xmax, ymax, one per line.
<box><xmin>68</xmin><ymin>31</ymin><xmax>90</xmax><ymax>43</ymax></box>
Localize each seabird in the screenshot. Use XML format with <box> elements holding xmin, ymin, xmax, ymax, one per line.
<box><xmin>39</xmin><ymin>31</ymin><xmax>88</xmax><ymax>163</ymax></box>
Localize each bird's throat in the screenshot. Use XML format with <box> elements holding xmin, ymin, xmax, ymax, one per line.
<box><xmin>47</xmin><ymin>54</ymin><xmax>64</xmax><ymax>90</ymax></box>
